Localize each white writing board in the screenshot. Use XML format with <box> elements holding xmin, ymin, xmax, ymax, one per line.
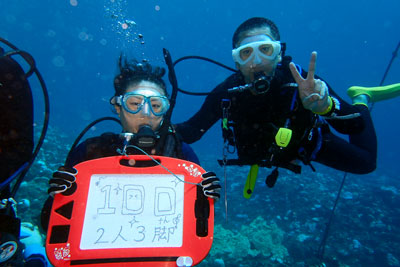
<box><xmin>80</xmin><ymin>174</ymin><xmax>184</xmax><ymax>249</ymax></box>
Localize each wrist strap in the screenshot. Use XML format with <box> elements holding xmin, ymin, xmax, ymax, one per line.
<box><xmin>322</xmin><ymin>97</ymin><xmax>341</xmax><ymax>118</ymax></box>
<box><xmin>314</xmin><ymin>96</ymin><xmax>334</xmax><ymax>115</ymax></box>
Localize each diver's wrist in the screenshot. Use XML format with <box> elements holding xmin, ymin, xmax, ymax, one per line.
<box><xmin>313</xmin><ymin>96</ymin><xmax>333</xmax><ymax>115</ymax></box>
<box><xmin>319</xmin><ymin>96</ymin><xmax>341</xmax><ymax>117</ymax></box>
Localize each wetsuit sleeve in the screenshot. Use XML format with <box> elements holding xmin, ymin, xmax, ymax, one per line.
<box><xmin>302</xmin><ymin>72</ymin><xmax>365</xmax><ymax>134</ymax></box>
<box><xmin>290</xmin><ymin>63</ymin><xmax>365</xmax><ymax>134</ymax></box>
<box><xmin>312</xmin><ymin>78</ymin><xmax>377</xmax><ymax>173</ymax></box>
<box><xmin>294</xmin><ymin>69</ymin><xmax>376</xmax><ymax>174</ymax></box>
<box><xmin>315</xmin><ymin>105</ymin><xmax>377</xmax><ymax>174</ymax></box>
<box><xmin>181</xmin><ymin>142</ymin><xmax>200</xmax><ymax>165</ymax></box>
<box><xmin>323</xmin><ymin>83</ymin><xmax>366</xmax><ymax>134</ymax></box>
<box><xmin>175</xmin><ymin>84</ymin><xmax>226</xmax><ymax>144</ymax></box>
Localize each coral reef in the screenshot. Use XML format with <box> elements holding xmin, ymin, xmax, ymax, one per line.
<box><xmin>202</xmin><ymin>216</ymin><xmax>288</xmax><ymax>266</ymax></box>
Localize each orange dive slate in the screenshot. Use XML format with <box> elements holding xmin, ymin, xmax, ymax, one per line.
<box><xmin>45</xmin><ymin>155</ymin><xmax>214</xmax><ymax>266</ymax></box>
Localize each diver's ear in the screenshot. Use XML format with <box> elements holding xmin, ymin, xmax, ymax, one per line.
<box><xmin>235</xmin><ymin>62</ymin><xmax>240</xmax><ymax>70</ymax></box>
<box><xmin>277</xmin><ymin>52</ymin><xmax>282</xmax><ymax>63</ymax></box>
<box><xmin>114</xmin><ymin>104</ymin><xmax>121</xmax><ymax>116</ymax></box>
<box><xmin>110</xmin><ymin>96</ymin><xmax>121</xmax><ymax>116</ymax></box>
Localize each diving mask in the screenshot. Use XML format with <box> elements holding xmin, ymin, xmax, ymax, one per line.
<box><xmin>232</xmin><ymin>36</ymin><xmax>281</xmax><ymax>65</ymax></box>
<box><xmin>115</xmin><ymin>89</ymin><xmax>170</xmax><ymax>116</ymax></box>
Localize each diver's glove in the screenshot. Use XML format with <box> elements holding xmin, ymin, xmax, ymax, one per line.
<box><xmin>302</xmin><ymin>79</ymin><xmax>332</xmax><ymax>115</ymax></box>
<box><xmin>200</xmin><ymin>172</ymin><xmax>221</xmax><ymax>201</ymax></box>
<box><xmin>48</xmin><ymin>166</ymin><xmax>78</xmax><ymax>197</ymax></box>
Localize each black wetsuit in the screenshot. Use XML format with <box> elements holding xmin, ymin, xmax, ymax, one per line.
<box><xmin>41</xmin><ymin>132</ymin><xmax>200</xmax><ymax>231</ymax></box>
<box><xmin>0</xmin><ymin>52</ymin><xmax>35</xmax><ymax>266</ymax></box>
<box><xmin>0</xmin><ymin>54</ymin><xmax>33</xmax><ymax>200</ymax></box>
<box><xmin>176</xmin><ymin>56</ymin><xmax>377</xmax><ymax>174</ymax></box>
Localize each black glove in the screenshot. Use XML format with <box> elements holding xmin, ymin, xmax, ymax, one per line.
<box><xmin>48</xmin><ymin>166</ymin><xmax>78</xmax><ymax>197</ymax></box>
<box><xmin>200</xmin><ymin>172</ymin><xmax>221</xmax><ymax>201</ymax></box>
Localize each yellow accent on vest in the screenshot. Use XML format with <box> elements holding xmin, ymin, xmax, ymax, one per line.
<box><xmin>243</xmin><ymin>164</ymin><xmax>259</xmax><ymax>199</ymax></box>
<box><xmin>275</xmin><ymin>128</ymin><xmax>292</xmax><ymax>147</ymax></box>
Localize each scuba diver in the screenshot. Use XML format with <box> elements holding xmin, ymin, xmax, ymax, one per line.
<box><xmin>1</xmin><ymin>39</ymin><xmax>49</xmax><ymax>266</ymax></box>
<box><xmin>175</xmin><ymin>17</ymin><xmax>400</xmax><ymax>184</ymax></box>
<box><xmin>41</xmin><ymin>55</ymin><xmax>221</xmax><ymax>231</ymax></box>
<box><xmin>0</xmin><ymin>46</ymin><xmax>33</xmax><ymax>207</ymax></box>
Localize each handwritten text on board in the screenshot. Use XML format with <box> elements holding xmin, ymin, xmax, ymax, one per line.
<box><xmin>80</xmin><ymin>174</ymin><xmax>185</xmax><ymax>249</ymax></box>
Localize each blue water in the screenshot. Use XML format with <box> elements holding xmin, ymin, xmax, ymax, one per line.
<box><xmin>1</xmin><ymin>0</ymin><xmax>399</xmax><ymax>266</ymax></box>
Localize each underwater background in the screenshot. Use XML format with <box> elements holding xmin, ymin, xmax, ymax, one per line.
<box><xmin>1</xmin><ymin>0</ymin><xmax>399</xmax><ymax>266</ymax></box>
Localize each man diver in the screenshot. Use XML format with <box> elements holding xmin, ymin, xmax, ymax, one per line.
<box><xmin>0</xmin><ymin>48</ymin><xmax>33</xmax><ymax>204</ymax></box>
<box><xmin>1</xmin><ymin>43</ymin><xmax>48</xmax><ymax>266</ymax></box>
<box><xmin>176</xmin><ymin>17</ymin><xmax>400</xmax><ymax>177</ymax></box>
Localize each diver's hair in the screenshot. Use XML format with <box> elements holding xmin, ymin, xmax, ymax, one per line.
<box><xmin>232</xmin><ymin>17</ymin><xmax>280</xmax><ymax>48</ymax></box>
<box><xmin>113</xmin><ymin>54</ymin><xmax>167</xmax><ymax>96</ymax></box>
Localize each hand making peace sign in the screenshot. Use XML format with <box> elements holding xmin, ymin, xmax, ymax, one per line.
<box><xmin>289</xmin><ymin>52</ymin><xmax>331</xmax><ymax>114</ymax></box>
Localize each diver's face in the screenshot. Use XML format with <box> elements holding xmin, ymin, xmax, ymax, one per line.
<box><xmin>115</xmin><ymin>81</ymin><xmax>165</xmax><ymax>133</ymax></box>
<box><xmin>235</xmin><ymin>27</ymin><xmax>281</xmax><ymax>83</ymax></box>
